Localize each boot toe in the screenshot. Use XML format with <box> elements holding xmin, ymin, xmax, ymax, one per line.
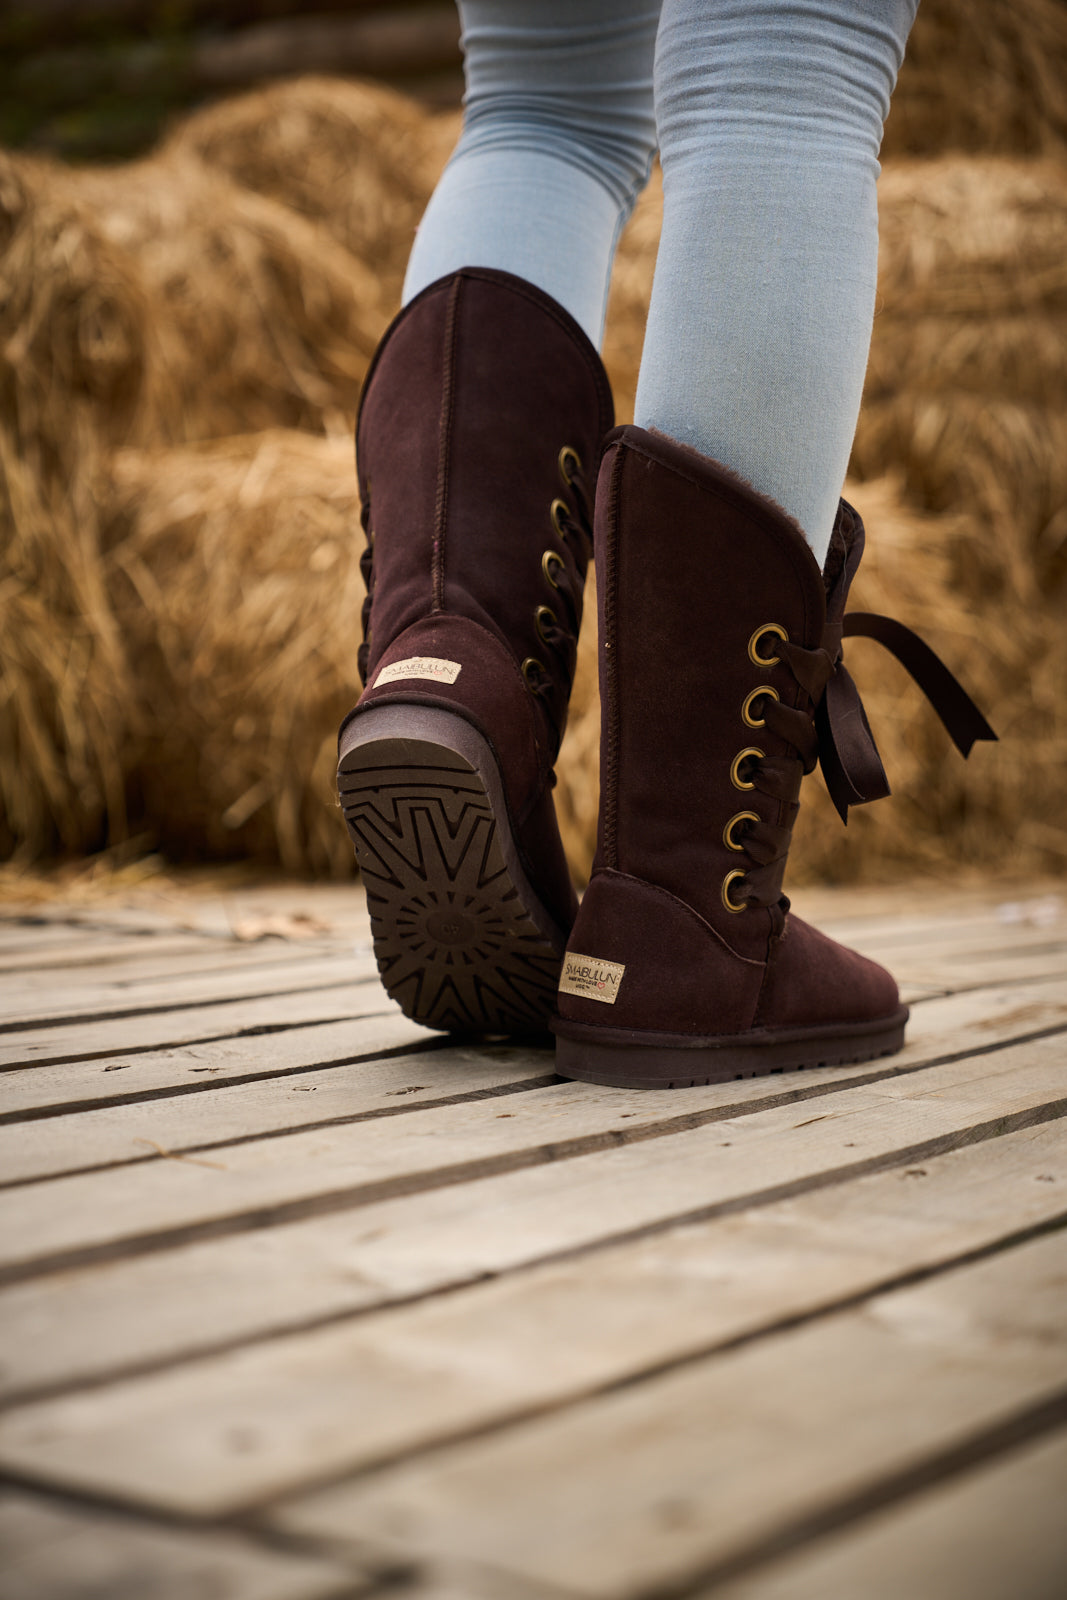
<box><xmin>757</xmin><ymin>912</ymin><xmax>901</xmax><ymax>1030</ymax></box>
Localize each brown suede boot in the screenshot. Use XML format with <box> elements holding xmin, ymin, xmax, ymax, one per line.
<box><xmin>552</xmin><ymin>425</ymin><xmax>995</xmax><ymax>1087</ymax></box>
<box><xmin>338</xmin><ymin>268</ymin><xmax>614</xmax><ymax>1035</ymax></box>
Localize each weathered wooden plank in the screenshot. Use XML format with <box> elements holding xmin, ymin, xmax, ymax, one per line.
<box><xmin>271</xmin><ymin>1232</ymin><xmax>1067</xmax><ymax>1598</ymax></box>
<box><xmin>0</xmin><ymin>1012</ymin><xmax>439</xmax><ymax>1120</ymax></box>
<box><xmin>0</xmin><ymin>1488</ymin><xmax>362</xmax><ymax>1600</ymax></box>
<box><xmin>792</xmin><ymin>885</ymin><xmax>1063</xmax><ymax>940</ymax></box>
<box><xmin>3</xmin><ymin>919</ymin><xmax>1057</xmax><ymax>1024</ymax></box>
<box><xmin>1</xmin><ymin>1106</ymin><xmax>1062</xmax><ymax>1515</ymax></box>
<box><xmin>0</xmin><ymin>1041</ymin><xmax>554</xmax><ymax>1186</ymax></box>
<box><xmin>0</xmin><ymin>978</ymin><xmax>390</xmax><ymax>1069</ymax></box>
<box><xmin>0</xmin><ymin>931</ymin><xmax>238</xmax><ymax>975</ymax></box>
<box><xmin>2</xmin><ymin>966</ymin><xmax>1062</xmax><ymax>1184</ymax></box>
<box><xmin>2</xmin><ymin>1078</ymin><xmax>1062</xmax><ymax>1410</ymax></box>
<box><xmin>0</xmin><ymin>951</ymin><xmax>373</xmax><ymax>1028</ymax></box>
<box><xmin>5</xmin><ymin>973</ymin><xmax>1063</xmax><ymax>1182</ymax></box>
<box><xmin>834</xmin><ymin>920</ymin><xmax>1066</xmax><ymax>970</ymax></box>
<box><xmin>2</xmin><ymin>1022</ymin><xmax>1064</xmax><ymax>1285</ymax></box>
<box><xmin>0</xmin><ymin>894</ymin><xmax>1045</xmax><ymax>974</ymax></box>
<box><xmin>706</xmin><ymin>1427</ymin><xmax>1067</xmax><ymax>1600</ymax></box>
<box><xmin>888</xmin><ymin>943</ymin><xmax>1067</xmax><ymax>995</ymax></box>
<box><xmin>0</xmin><ymin>935</ymin><xmax>349</xmax><ymax>993</ymax></box>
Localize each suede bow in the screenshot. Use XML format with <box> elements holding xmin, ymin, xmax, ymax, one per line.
<box><xmin>785</xmin><ymin>502</ymin><xmax>997</xmax><ymax>824</ymax></box>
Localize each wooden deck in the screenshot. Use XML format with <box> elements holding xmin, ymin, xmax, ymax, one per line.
<box><xmin>0</xmin><ymin>876</ymin><xmax>1065</xmax><ymax>1599</ymax></box>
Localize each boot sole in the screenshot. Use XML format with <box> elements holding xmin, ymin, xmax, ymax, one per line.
<box><xmin>338</xmin><ymin>704</ymin><xmax>567</xmax><ymax>1036</ymax></box>
<box><xmin>551</xmin><ymin>1007</ymin><xmax>909</xmax><ymax>1089</ymax></box>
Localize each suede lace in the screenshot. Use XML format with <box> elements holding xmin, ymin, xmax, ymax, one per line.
<box><xmin>526</xmin><ymin>461</ymin><xmax>594</xmax><ymax>748</ymax></box>
<box><xmin>729</xmin><ymin>502</ymin><xmax>996</xmax><ymax>913</ymax></box>
<box><xmin>356</xmin><ymin>498</ymin><xmax>374</xmax><ymax>687</ymax></box>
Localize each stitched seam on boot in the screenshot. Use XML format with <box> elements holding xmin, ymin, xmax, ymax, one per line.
<box><xmin>623</xmin><ymin>430</ymin><xmax>823</xmax><ymax>645</ymax></box>
<box><xmin>592</xmin><ymin>870</ymin><xmax>765</xmax><ymax>969</ymax></box>
<box><xmin>460</xmin><ymin>268</ymin><xmax>615</xmax><ymax>432</ymax></box>
<box><xmin>602</xmin><ymin>445</ymin><xmax>625</xmax><ymax>870</ymax></box>
<box><xmin>432</xmin><ymin>275</ymin><xmax>463</xmax><ymax>612</ymax></box>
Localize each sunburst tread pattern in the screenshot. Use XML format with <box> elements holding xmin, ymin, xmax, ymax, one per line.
<box><xmin>339</xmin><ymin>741</ymin><xmax>562</xmax><ymax>1035</ymax></box>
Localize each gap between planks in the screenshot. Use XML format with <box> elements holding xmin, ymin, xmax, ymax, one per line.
<box><xmin>2</xmin><ymin>1014</ymin><xmax>1066</xmax><ymax>1288</ymax></box>
<box><xmin>0</xmin><ymin>973</ymin><xmax>1064</xmax><ymax>1184</ymax></box>
<box><xmin>259</xmin><ymin>1231</ymin><xmax>1067</xmax><ymax>1600</ymax></box>
<box><xmin>1</xmin><ymin>1028</ymin><xmax>1063</xmax><ymax>1408</ymax></box>
<box><xmin>0</xmin><ymin>1194</ymin><xmax>1062</xmax><ymax>1580</ymax></box>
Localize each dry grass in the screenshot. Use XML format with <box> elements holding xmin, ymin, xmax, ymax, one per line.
<box><xmin>164</xmin><ymin>77</ymin><xmax>455</xmax><ymax>306</ymax></box>
<box><xmin>105</xmin><ymin>430</ymin><xmax>364</xmax><ymax>875</ymax></box>
<box><xmin>2</xmin><ymin>60</ymin><xmax>1066</xmax><ymax>882</ymax></box>
<box><xmin>883</xmin><ymin>0</ymin><xmax>1067</xmax><ymax>160</ymax></box>
<box><xmin>65</xmin><ymin>152</ymin><xmax>387</xmax><ymax>443</ymax></box>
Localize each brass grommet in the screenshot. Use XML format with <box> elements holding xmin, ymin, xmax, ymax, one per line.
<box><xmin>550</xmin><ymin>498</ymin><xmax>570</xmax><ymax>537</ymax></box>
<box><xmin>748</xmin><ymin>623</ymin><xmax>789</xmax><ymax>667</ymax></box>
<box><xmin>535</xmin><ymin>604</ymin><xmax>557</xmax><ymax>644</ymax></box>
<box><xmin>558</xmin><ymin>445</ymin><xmax>582</xmax><ymax>486</ymax></box>
<box><xmin>730</xmin><ymin>747</ymin><xmax>765</xmax><ymax>791</ymax></box>
<box><xmin>721</xmin><ymin>869</ymin><xmax>749</xmax><ymax>914</ymax></box>
<box><xmin>742</xmin><ymin>685</ymin><xmax>779</xmax><ymax>729</ymax></box>
<box><xmin>541</xmin><ymin>550</ymin><xmax>562</xmax><ymax>589</ymax></box>
<box><xmin>723</xmin><ymin>810</ymin><xmax>760</xmax><ymax>852</ymax></box>
<box><xmin>522</xmin><ymin>656</ymin><xmax>545</xmax><ymax>688</ymax></box>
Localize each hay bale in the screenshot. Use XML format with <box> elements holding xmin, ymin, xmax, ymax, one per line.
<box><xmin>104</xmin><ymin>430</ymin><xmax>365</xmax><ymax>876</ymax></box>
<box><xmin>856</xmin><ymin>159</ymin><xmax>1067</xmax><ymax>589</ymax></box>
<box><xmin>164</xmin><ymin>76</ymin><xmax>449</xmax><ymax>303</ymax></box>
<box><xmin>0</xmin><ymin>143</ymin><xmax>387</xmax><ymax>862</ymax></box>
<box><xmin>601</xmin><ymin>165</ymin><xmax>662</xmax><ymax>428</ymax></box>
<box><xmin>1</xmin><ymin>141</ymin><xmax>392</xmax><ymax>455</ymax></box>
<box><xmin>66</xmin><ymin>151</ymin><xmax>389</xmax><ymax>443</ymax></box>
<box><xmin>0</xmin><ymin>150</ymin><xmax>151</xmax><ymax>860</ymax></box>
<box><xmin>884</xmin><ymin>0</ymin><xmax>1067</xmax><ymax>160</ymax></box>
<box><xmin>0</xmin><ymin>150</ymin><xmax>155</xmax><ymax>478</ymax></box>
<box><xmin>874</xmin><ymin>158</ymin><xmax>1067</xmax><ymax>319</ymax></box>
<box><xmin>0</xmin><ymin>429</ymin><xmax>134</xmax><ymax>861</ymax></box>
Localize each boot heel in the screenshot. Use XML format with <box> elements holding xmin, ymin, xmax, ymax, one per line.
<box><xmin>338</xmin><ymin>704</ymin><xmax>566</xmax><ymax>1036</ymax></box>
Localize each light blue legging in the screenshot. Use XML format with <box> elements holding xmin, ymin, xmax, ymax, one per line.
<box><xmin>403</xmin><ymin>0</ymin><xmax>918</xmax><ymax>562</ymax></box>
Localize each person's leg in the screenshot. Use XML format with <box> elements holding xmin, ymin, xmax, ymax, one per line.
<box><xmin>403</xmin><ymin>0</ymin><xmax>659</xmax><ymax>346</ymax></box>
<box><xmin>552</xmin><ymin>0</ymin><xmax>977</xmax><ymax>1085</ymax></box>
<box><xmin>635</xmin><ymin>0</ymin><xmax>919</xmax><ymax>561</ymax></box>
<box><xmin>339</xmin><ymin>3</ymin><xmax>656</xmax><ymax>1033</ymax></box>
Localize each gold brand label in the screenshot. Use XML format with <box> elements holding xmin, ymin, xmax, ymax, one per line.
<box><xmin>374</xmin><ymin>657</ymin><xmax>462</xmax><ymax>687</ymax></box>
<box><xmin>559</xmin><ymin>952</ymin><xmax>626</xmax><ymax>1004</ymax></box>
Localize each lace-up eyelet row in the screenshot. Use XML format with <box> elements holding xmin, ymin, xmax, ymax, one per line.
<box><xmin>357</xmin><ymin>500</ymin><xmax>375</xmax><ymax>683</ymax></box>
<box><xmin>526</xmin><ymin>446</ymin><xmax>587</xmax><ymax>711</ymax></box>
<box><xmin>722</xmin><ymin>623</ymin><xmax>790</xmax><ymax>912</ymax></box>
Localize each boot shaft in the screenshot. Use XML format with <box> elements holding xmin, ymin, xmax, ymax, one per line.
<box><xmin>357</xmin><ymin>267</ymin><xmax>614</xmax><ymax>747</ymax></box>
<box><xmin>593</xmin><ymin>426</ymin><xmax>830</xmax><ymax>953</ymax></box>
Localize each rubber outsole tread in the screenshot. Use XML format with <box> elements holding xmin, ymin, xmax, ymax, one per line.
<box><xmin>552</xmin><ymin>1013</ymin><xmax>908</xmax><ymax>1089</ymax></box>
<box><xmin>339</xmin><ymin>736</ymin><xmax>563</xmax><ymax>1035</ymax></box>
